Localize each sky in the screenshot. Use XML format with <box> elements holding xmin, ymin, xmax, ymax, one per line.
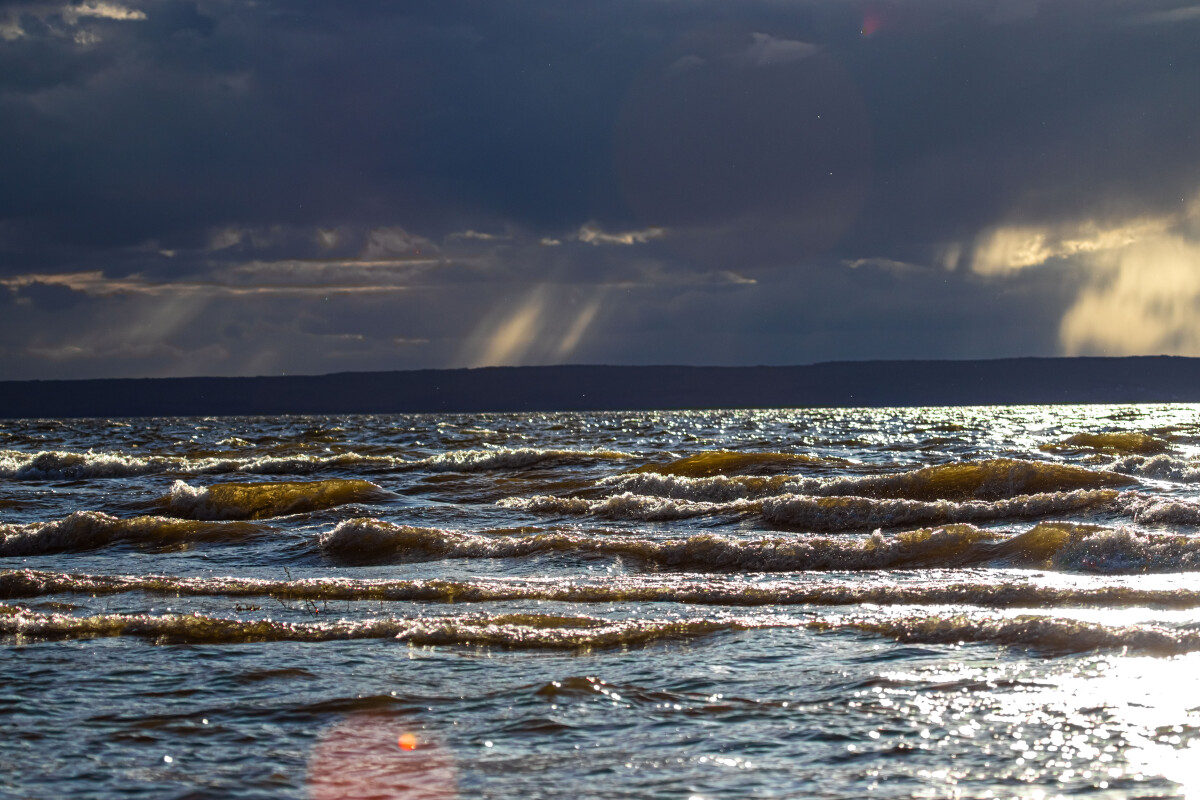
<box><xmin>2</xmin><ymin>0</ymin><xmax>1199</xmax><ymax>379</ymax></box>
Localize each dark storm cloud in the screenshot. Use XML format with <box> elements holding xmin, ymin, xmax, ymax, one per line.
<box><xmin>2</xmin><ymin>0</ymin><xmax>1199</xmax><ymax>376</ymax></box>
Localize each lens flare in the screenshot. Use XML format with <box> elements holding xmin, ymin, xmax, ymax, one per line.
<box><xmin>308</xmin><ymin>713</ymin><xmax>456</xmax><ymax>799</ymax></box>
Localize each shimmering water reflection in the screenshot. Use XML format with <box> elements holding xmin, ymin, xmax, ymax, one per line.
<box><xmin>3</xmin><ymin>405</ymin><xmax>1200</xmax><ymax>797</ymax></box>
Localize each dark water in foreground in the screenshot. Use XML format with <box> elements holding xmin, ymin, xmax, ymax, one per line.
<box><xmin>3</xmin><ymin>405</ymin><xmax>1200</xmax><ymax>798</ymax></box>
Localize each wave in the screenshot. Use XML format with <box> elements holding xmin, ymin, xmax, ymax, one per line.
<box><xmin>0</xmin><ymin>450</ymin><xmax>178</xmax><ymax>480</ymax></box>
<box><xmin>197</xmin><ymin>453</ymin><xmax>408</xmax><ymax>475</ymax></box>
<box><xmin>1117</xmin><ymin>493</ymin><xmax>1200</xmax><ymax>525</ymax></box>
<box><xmin>815</xmin><ymin>613</ymin><xmax>1200</xmax><ymax>657</ymax></box>
<box><xmin>0</xmin><ymin>607</ymin><xmax>757</xmax><ymax>649</ymax></box>
<box><xmin>416</xmin><ymin>447</ymin><xmax>633</xmax><ymax>472</ymax></box>
<box><xmin>627</xmin><ymin>451</ymin><xmax>836</xmax><ymax>478</ymax></box>
<box><xmin>1109</xmin><ymin>454</ymin><xmax>1200</xmax><ymax>483</ymax></box>
<box><xmin>6</xmin><ymin>604</ymin><xmax>1198</xmax><ymax>655</ymax></box>
<box><xmin>760</xmin><ymin>490</ymin><xmax>1119</xmax><ymax>531</ymax></box>
<box><xmin>1043</xmin><ymin>432</ymin><xmax>1171</xmax><ymax>455</ymax></box>
<box><xmin>814</xmin><ymin>458</ymin><xmax>1134</xmax><ymax>501</ymax></box>
<box><xmin>0</xmin><ymin>447</ymin><xmax>631</xmax><ymax>480</ymax></box>
<box><xmin>501</xmin><ymin>489</ymin><xmax>1118</xmax><ymax>531</ymax></box>
<box><xmin>599</xmin><ymin>472</ymin><xmax>819</xmax><ymax>502</ymax></box>
<box><xmin>498</xmin><ymin>493</ymin><xmax>759</xmax><ymax>522</ymax></box>
<box><xmin>599</xmin><ymin>459</ymin><xmax>1133</xmax><ymax>504</ymax></box>
<box><xmin>0</xmin><ymin>512</ymin><xmax>266</xmax><ymax>556</ymax></box>
<box><xmin>8</xmin><ymin>568</ymin><xmax>1200</xmax><ymax>609</ymax></box>
<box><xmin>161</xmin><ymin>479</ymin><xmax>390</xmax><ymax>520</ymax></box>
<box><xmin>317</xmin><ymin>518</ymin><xmax>1200</xmax><ymax>573</ymax></box>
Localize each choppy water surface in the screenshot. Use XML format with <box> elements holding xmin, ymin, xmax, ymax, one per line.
<box><xmin>4</xmin><ymin>405</ymin><xmax>1200</xmax><ymax>798</ymax></box>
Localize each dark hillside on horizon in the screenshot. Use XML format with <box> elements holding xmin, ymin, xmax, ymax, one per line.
<box><xmin>2</xmin><ymin>357</ymin><xmax>1200</xmax><ymax>418</ymax></box>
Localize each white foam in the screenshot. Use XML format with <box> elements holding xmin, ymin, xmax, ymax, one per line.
<box><xmin>1110</xmin><ymin>454</ymin><xmax>1200</xmax><ymax>483</ymax></box>
<box><xmin>416</xmin><ymin>447</ymin><xmax>633</xmax><ymax>472</ymax></box>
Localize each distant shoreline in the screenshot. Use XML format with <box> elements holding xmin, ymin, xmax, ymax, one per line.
<box><xmin>3</xmin><ymin>357</ymin><xmax>1200</xmax><ymax>418</ymax></box>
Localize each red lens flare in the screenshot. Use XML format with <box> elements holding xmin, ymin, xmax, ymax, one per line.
<box><xmin>308</xmin><ymin>713</ymin><xmax>457</xmax><ymax>800</ymax></box>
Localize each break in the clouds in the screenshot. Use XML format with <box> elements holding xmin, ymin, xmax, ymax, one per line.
<box><xmin>2</xmin><ymin>0</ymin><xmax>1199</xmax><ymax>378</ymax></box>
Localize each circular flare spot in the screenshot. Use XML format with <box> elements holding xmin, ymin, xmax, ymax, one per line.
<box><xmin>308</xmin><ymin>713</ymin><xmax>456</xmax><ymax>799</ymax></box>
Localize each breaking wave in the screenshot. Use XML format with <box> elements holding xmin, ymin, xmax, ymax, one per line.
<box><xmin>0</xmin><ymin>447</ymin><xmax>632</xmax><ymax>480</ymax></box>
<box><xmin>1109</xmin><ymin>454</ymin><xmax>1200</xmax><ymax>483</ymax></box>
<box><xmin>0</xmin><ymin>450</ymin><xmax>178</xmax><ymax>480</ymax></box>
<box><xmin>7</xmin><ymin>568</ymin><xmax>1200</xmax><ymax>609</ymax></box>
<box><xmin>815</xmin><ymin>613</ymin><xmax>1200</xmax><ymax>656</ymax></box>
<box><xmin>599</xmin><ymin>472</ymin><xmax>819</xmax><ymax>502</ymax></box>
<box><xmin>0</xmin><ymin>512</ymin><xmax>267</xmax><ymax>556</ymax></box>
<box><xmin>601</xmin><ymin>459</ymin><xmax>1133</xmax><ymax>504</ymax></box>
<box><xmin>6</xmin><ymin>604</ymin><xmax>1199</xmax><ymax>655</ymax></box>
<box><xmin>628</xmin><ymin>451</ymin><xmax>836</xmax><ymax>477</ymax></box>
<box><xmin>417</xmin><ymin>447</ymin><xmax>633</xmax><ymax>472</ymax></box>
<box><xmin>813</xmin><ymin>458</ymin><xmax>1134</xmax><ymax>501</ymax></box>
<box><xmin>502</xmin><ymin>489</ymin><xmax>1119</xmax><ymax>531</ymax></box>
<box><xmin>317</xmin><ymin>518</ymin><xmax>1200</xmax><ymax>573</ymax></box>
<box><xmin>0</xmin><ymin>607</ymin><xmax>758</xmax><ymax>649</ymax></box>
<box><xmin>762</xmin><ymin>490</ymin><xmax>1120</xmax><ymax>531</ymax></box>
<box><xmin>161</xmin><ymin>479</ymin><xmax>390</xmax><ymax>520</ymax></box>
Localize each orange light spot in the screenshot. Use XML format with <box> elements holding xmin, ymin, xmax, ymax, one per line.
<box><xmin>861</xmin><ymin>12</ymin><xmax>883</xmax><ymax>36</ymax></box>
<box><xmin>397</xmin><ymin>732</ymin><xmax>418</xmax><ymax>751</ymax></box>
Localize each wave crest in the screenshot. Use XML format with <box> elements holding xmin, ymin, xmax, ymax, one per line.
<box><xmin>316</xmin><ymin>518</ymin><xmax>1200</xmax><ymax>573</ymax></box>
<box><xmin>816</xmin><ymin>613</ymin><xmax>1200</xmax><ymax>656</ymax></box>
<box><xmin>0</xmin><ymin>450</ymin><xmax>175</xmax><ymax>480</ymax></box>
<box><xmin>817</xmin><ymin>458</ymin><xmax>1133</xmax><ymax>501</ymax></box>
<box><xmin>628</xmin><ymin>451</ymin><xmax>834</xmax><ymax>478</ymax></box>
<box><xmin>11</xmin><ymin>569</ymin><xmax>1200</xmax><ymax>609</ymax></box>
<box><xmin>1043</xmin><ymin>432</ymin><xmax>1171</xmax><ymax>455</ymax></box>
<box><xmin>162</xmin><ymin>479</ymin><xmax>389</xmax><ymax>520</ymax></box>
<box><xmin>0</xmin><ymin>512</ymin><xmax>266</xmax><ymax>556</ymax></box>
<box><xmin>0</xmin><ymin>607</ymin><xmax>757</xmax><ymax>649</ymax></box>
<box><xmin>503</xmin><ymin>489</ymin><xmax>1119</xmax><ymax>531</ymax></box>
<box><xmin>1109</xmin><ymin>454</ymin><xmax>1200</xmax><ymax>483</ymax></box>
<box><xmin>419</xmin><ymin>448</ymin><xmax>632</xmax><ymax>472</ymax></box>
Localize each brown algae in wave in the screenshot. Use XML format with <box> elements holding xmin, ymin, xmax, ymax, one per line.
<box><xmin>0</xmin><ymin>511</ymin><xmax>268</xmax><ymax>556</ymax></box>
<box><xmin>160</xmin><ymin>478</ymin><xmax>391</xmax><ymax>520</ymax></box>
<box><xmin>819</xmin><ymin>458</ymin><xmax>1134</xmax><ymax>501</ymax></box>
<box><xmin>1042</xmin><ymin>432</ymin><xmax>1172</xmax><ymax>456</ymax></box>
<box><xmin>8</xmin><ymin>568</ymin><xmax>1200</xmax><ymax>609</ymax></box>
<box><xmin>598</xmin><ymin>459</ymin><xmax>1134</xmax><ymax>505</ymax></box>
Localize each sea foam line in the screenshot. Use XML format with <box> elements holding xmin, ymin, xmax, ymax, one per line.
<box><xmin>501</xmin><ymin>489</ymin><xmax>1120</xmax><ymax>531</ymax></box>
<box><xmin>814</xmin><ymin>612</ymin><xmax>1200</xmax><ymax>657</ymax></box>
<box><xmin>6</xmin><ymin>569</ymin><xmax>1200</xmax><ymax>609</ymax></box>
<box><xmin>4</xmin><ymin>605</ymin><xmax>1198</xmax><ymax>656</ymax></box>
<box><xmin>0</xmin><ymin>607</ymin><xmax>768</xmax><ymax>649</ymax></box>
<box><xmin>0</xmin><ymin>446</ymin><xmax>635</xmax><ymax>480</ymax></box>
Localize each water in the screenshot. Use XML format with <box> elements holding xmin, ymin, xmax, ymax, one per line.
<box><xmin>3</xmin><ymin>405</ymin><xmax>1200</xmax><ymax>798</ymax></box>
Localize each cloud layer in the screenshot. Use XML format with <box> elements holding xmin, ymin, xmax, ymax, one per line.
<box><xmin>2</xmin><ymin>0</ymin><xmax>1200</xmax><ymax>377</ymax></box>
